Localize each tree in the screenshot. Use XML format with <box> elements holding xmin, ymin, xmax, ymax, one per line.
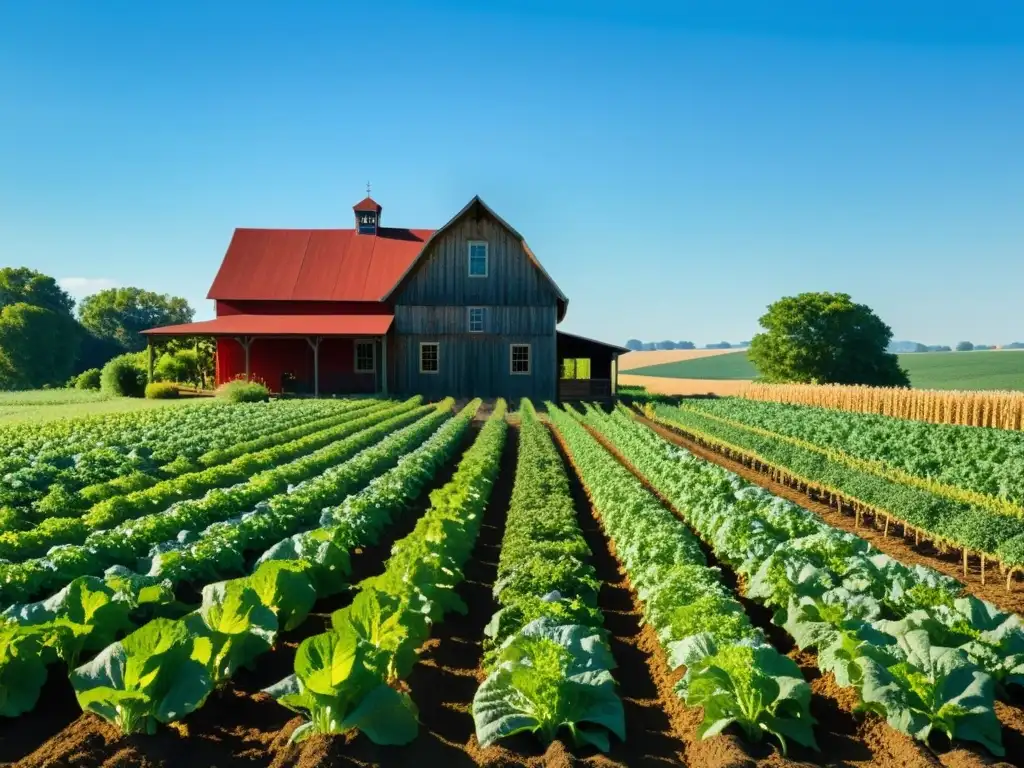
<box><xmin>0</xmin><ymin>268</ymin><xmax>75</xmax><ymax>316</ymax></box>
<box><xmin>78</xmin><ymin>288</ymin><xmax>193</xmax><ymax>352</ymax></box>
<box><xmin>705</xmin><ymin>341</ymin><xmax>732</xmax><ymax>349</ymax></box>
<box><xmin>656</xmin><ymin>340</ymin><xmax>677</xmax><ymax>350</ymax></box>
<box><xmin>625</xmin><ymin>339</ymin><xmax>644</xmax><ymax>351</ymax></box>
<box><xmin>956</xmin><ymin>341</ymin><xmax>974</xmax><ymax>352</ymax></box>
<box><xmin>748</xmin><ymin>292</ymin><xmax>909</xmax><ymax>387</ymax></box>
<box><xmin>913</xmin><ymin>343</ymin><xmax>928</xmax><ymax>353</ymax></box>
<box><xmin>0</xmin><ymin>303</ymin><xmax>80</xmax><ymax>389</ymax></box>
<box><xmin>676</xmin><ymin>341</ymin><xmax>696</xmax><ymax>350</ymax></box>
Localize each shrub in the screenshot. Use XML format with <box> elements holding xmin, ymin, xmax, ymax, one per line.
<box><xmin>216</xmin><ymin>379</ymin><xmax>270</xmax><ymax>403</ymax></box>
<box><xmin>75</xmin><ymin>368</ymin><xmax>102</xmax><ymax>390</ymax></box>
<box><xmin>100</xmin><ymin>353</ymin><xmax>147</xmax><ymax>397</ymax></box>
<box><xmin>145</xmin><ymin>382</ymin><xmax>180</xmax><ymax>399</ymax></box>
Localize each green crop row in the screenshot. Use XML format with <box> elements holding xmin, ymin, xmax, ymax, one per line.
<box><xmin>262</xmin><ymin>401</ymin><xmax>508</xmax><ymax>746</ymax></box>
<box><xmin>0</xmin><ymin>399</ymin><xmax>478</xmax><ymax>722</ymax></box>
<box><xmin>585</xmin><ymin>405</ymin><xmax>1016</xmax><ymax>756</ymax></box>
<box><xmin>472</xmin><ymin>399</ymin><xmax>620</xmax><ymax>752</ymax></box>
<box><xmin>0</xmin><ymin>399</ymin><xmax>416</xmax><ymax>562</ymax></box>
<box><xmin>0</xmin><ymin>402</ymin><xmax>432</xmax><ymax>606</ymax></box>
<box><xmin>650</xmin><ymin>403</ymin><xmax>1024</xmax><ymax>567</ymax></box>
<box><xmin>548</xmin><ymin>404</ymin><xmax>817</xmax><ymax>754</ymax></box>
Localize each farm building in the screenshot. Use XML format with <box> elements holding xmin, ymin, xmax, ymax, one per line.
<box><xmin>144</xmin><ymin>194</ymin><xmax>626</xmax><ymax>401</ymax></box>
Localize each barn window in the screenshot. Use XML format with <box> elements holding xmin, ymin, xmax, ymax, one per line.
<box><xmin>354</xmin><ymin>340</ymin><xmax>375</xmax><ymax>373</ymax></box>
<box><xmin>420</xmin><ymin>342</ymin><xmax>439</xmax><ymax>374</ymax></box>
<box><xmin>468</xmin><ymin>307</ymin><xmax>485</xmax><ymax>333</ymax></box>
<box><xmin>468</xmin><ymin>241</ymin><xmax>488</xmax><ymax>277</ymax></box>
<box><xmin>510</xmin><ymin>344</ymin><xmax>531</xmax><ymax>375</ymax></box>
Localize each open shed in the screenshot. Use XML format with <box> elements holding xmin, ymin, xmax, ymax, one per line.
<box><xmin>557</xmin><ymin>331</ymin><xmax>629</xmax><ymax>402</ymax></box>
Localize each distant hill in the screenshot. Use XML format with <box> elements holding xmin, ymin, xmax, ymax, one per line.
<box><xmin>625</xmin><ymin>349</ymin><xmax>1024</xmax><ymax>391</ymax></box>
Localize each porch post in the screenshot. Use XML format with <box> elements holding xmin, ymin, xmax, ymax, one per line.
<box><xmin>306</xmin><ymin>336</ymin><xmax>322</xmax><ymax>398</ymax></box>
<box><xmin>147</xmin><ymin>338</ymin><xmax>154</xmax><ymax>384</ymax></box>
<box><xmin>611</xmin><ymin>354</ymin><xmax>618</xmax><ymax>396</ymax></box>
<box><xmin>380</xmin><ymin>335</ymin><xmax>388</xmax><ymax>396</ymax></box>
<box><xmin>235</xmin><ymin>336</ymin><xmax>252</xmax><ymax>381</ymax></box>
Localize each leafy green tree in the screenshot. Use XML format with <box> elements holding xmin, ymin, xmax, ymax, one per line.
<box><xmin>0</xmin><ymin>268</ymin><xmax>75</xmax><ymax>316</ymax></box>
<box><xmin>956</xmin><ymin>341</ymin><xmax>974</xmax><ymax>352</ymax></box>
<box><xmin>748</xmin><ymin>292</ymin><xmax>909</xmax><ymax>387</ymax></box>
<box><xmin>0</xmin><ymin>303</ymin><xmax>80</xmax><ymax>389</ymax></box>
<box><xmin>79</xmin><ymin>288</ymin><xmax>193</xmax><ymax>352</ymax></box>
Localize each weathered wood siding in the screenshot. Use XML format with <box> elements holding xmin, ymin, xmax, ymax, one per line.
<box><xmin>391</xmin><ymin>209</ymin><xmax>559</xmax><ymax>400</ymax></box>
<box><xmin>393</xmin><ymin>334</ymin><xmax>556</xmax><ymax>400</ymax></box>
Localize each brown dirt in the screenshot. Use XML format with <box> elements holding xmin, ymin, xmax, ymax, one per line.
<box><xmin>636</xmin><ymin>414</ymin><xmax>1024</xmax><ymax>619</ymax></box>
<box><xmin>618</xmin><ymin>348</ymin><xmax>748</xmax><ymax>372</ymax></box>
<box><xmin>617</xmin><ymin>374</ymin><xmax>754</xmax><ymax>396</ymax></box>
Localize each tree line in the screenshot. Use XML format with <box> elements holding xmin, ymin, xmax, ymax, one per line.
<box><xmin>0</xmin><ymin>267</ymin><xmax>211</xmax><ymax>391</ymax></box>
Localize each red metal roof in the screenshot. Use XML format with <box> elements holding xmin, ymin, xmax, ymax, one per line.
<box><xmin>142</xmin><ymin>314</ymin><xmax>394</xmax><ymax>337</ymax></box>
<box><xmin>352</xmin><ymin>197</ymin><xmax>382</xmax><ymax>212</ymax></box>
<box><xmin>207</xmin><ymin>228</ymin><xmax>433</xmax><ymax>302</ymax></box>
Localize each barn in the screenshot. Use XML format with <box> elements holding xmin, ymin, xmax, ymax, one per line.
<box><xmin>144</xmin><ymin>194</ymin><xmax>626</xmax><ymax>402</ymax></box>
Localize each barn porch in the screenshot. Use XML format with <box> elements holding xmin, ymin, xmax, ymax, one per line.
<box><xmin>556</xmin><ymin>331</ymin><xmax>629</xmax><ymax>403</ymax></box>
<box><xmin>142</xmin><ymin>314</ymin><xmax>394</xmax><ymax>396</ymax></box>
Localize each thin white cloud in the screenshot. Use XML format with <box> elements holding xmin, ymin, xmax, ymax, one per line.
<box><xmin>58</xmin><ymin>277</ymin><xmax>119</xmax><ymax>298</ymax></box>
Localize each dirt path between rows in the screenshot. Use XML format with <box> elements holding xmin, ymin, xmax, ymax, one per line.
<box><xmin>575</xmin><ymin>418</ymin><xmax>1010</xmax><ymax>768</ymax></box>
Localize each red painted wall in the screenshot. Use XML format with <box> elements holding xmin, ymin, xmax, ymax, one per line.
<box><xmin>215</xmin><ymin>337</ymin><xmax>378</xmax><ymax>394</ymax></box>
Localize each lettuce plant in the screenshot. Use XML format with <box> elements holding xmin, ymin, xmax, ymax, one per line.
<box><xmin>71</xmin><ymin>618</ymin><xmax>214</xmax><ymax>734</ymax></box>
<box><xmin>474</xmin><ymin>620</ymin><xmax>624</xmax><ymax>752</ymax></box>
<box><xmin>0</xmin><ymin>627</ymin><xmax>50</xmax><ymax>716</ymax></box>
<box><xmin>675</xmin><ymin>635</ymin><xmax>817</xmax><ymax>754</ymax></box>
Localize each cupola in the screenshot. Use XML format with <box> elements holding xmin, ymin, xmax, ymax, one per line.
<box><xmin>353</xmin><ymin>188</ymin><xmax>382</xmax><ymax>235</ymax></box>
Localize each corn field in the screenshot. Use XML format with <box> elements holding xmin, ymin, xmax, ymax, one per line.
<box><xmin>740</xmin><ymin>382</ymin><xmax>1024</xmax><ymax>430</ymax></box>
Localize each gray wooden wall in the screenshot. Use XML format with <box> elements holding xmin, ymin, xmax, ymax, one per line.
<box><xmin>391</xmin><ymin>209</ymin><xmax>559</xmax><ymax>401</ymax></box>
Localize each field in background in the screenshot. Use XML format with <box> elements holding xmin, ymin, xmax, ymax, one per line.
<box><xmin>618</xmin><ymin>347</ymin><xmax>745</xmax><ymax>371</ymax></box>
<box><xmin>624</xmin><ymin>349</ymin><xmax>1024</xmax><ymax>392</ymax></box>
<box><xmin>0</xmin><ymin>390</ymin><xmax>209</xmax><ymax>424</ymax></box>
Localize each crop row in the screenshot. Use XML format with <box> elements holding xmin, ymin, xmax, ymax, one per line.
<box><xmin>648</xmin><ymin>403</ymin><xmax>1024</xmax><ymax>568</ymax></box>
<box><xmin>472</xmin><ymin>399</ymin><xmax>622</xmax><ymax>751</ymax></box>
<box><xmin>548</xmin><ymin>404</ymin><xmax>817</xmax><ymax>753</ymax></box>
<box><xmin>37</xmin><ymin>398</ymin><xmax>382</xmax><ymax>517</ymax></box>
<box><xmin>676</xmin><ymin>398</ymin><xmax>1024</xmax><ymax>519</ymax></box>
<box><xmin>0</xmin><ymin>400</ymin><xmax>431</xmax><ymax>606</ymax></box>
<box><xmin>0</xmin><ymin>399</ymin><xmax>411</xmax><ymax>562</ymax></box>
<box><xmin>1</xmin><ymin>399</ymin><xmax>479</xmax><ymax>721</ymax></box>
<box><xmin>262</xmin><ymin>400</ymin><xmax>508</xmax><ymax>745</ymax></box>
<box><xmin>584</xmin><ymin>405</ymin><xmax>1017</xmax><ymax>756</ymax></box>
<box><xmin>0</xmin><ymin>399</ymin><xmax>347</xmax><ymax>481</ymax></box>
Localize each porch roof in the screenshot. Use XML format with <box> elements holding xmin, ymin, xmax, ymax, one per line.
<box><xmin>142</xmin><ymin>313</ymin><xmax>394</xmax><ymax>337</ymax></box>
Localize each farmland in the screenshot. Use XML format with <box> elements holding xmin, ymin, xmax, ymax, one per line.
<box><xmin>3</xmin><ymin>396</ymin><xmax>1024</xmax><ymax>768</ymax></box>
<box><xmin>624</xmin><ymin>349</ymin><xmax>1024</xmax><ymax>392</ymax></box>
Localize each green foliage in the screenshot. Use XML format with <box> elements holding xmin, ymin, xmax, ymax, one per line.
<box><xmin>956</xmin><ymin>341</ymin><xmax>975</xmax><ymax>352</ymax></box>
<box><xmin>78</xmin><ymin>288</ymin><xmax>192</xmax><ymax>353</ymax></box>
<box><xmin>747</xmin><ymin>292</ymin><xmax>909</xmax><ymax>386</ymax></box>
<box><xmin>100</xmin><ymin>353</ymin><xmax>147</xmax><ymax>397</ymax></box>
<box><xmin>216</xmin><ymin>379</ymin><xmax>270</xmax><ymax>403</ymax></box>
<box><xmin>267</xmin><ymin>402</ymin><xmax>508</xmax><ymax>745</ymax></box>
<box><xmin>0</xmin><ymin>303</ymin><xmax>81</xmax><ymax>390</ymax></box>
<box><xmin>475</xmin><ymin>621</ymin><xmax>624</xmax><ymax>752</ymax></box>
<box><xmin>145</xmin><ymin>382</ymin><xmax>179</xmax><ymax>399</ymax></box>
<box><xmin>70</xmin><ymin>618</ymin><xmax>214</xmax><ymax>734</ymax></box>
<box><xmin>0</xmin><ymin>267</ymin><xmax>75</xmax><ymax>316</ymax></box>
<box><xmin>75</xmin><ymin>368</ymin><xmax>102</xmax><ymax>390</ymax></box>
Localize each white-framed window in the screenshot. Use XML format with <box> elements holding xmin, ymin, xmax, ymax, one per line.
<box><xmin>510</xmin><ymin>343</ymin><xmax>531</xmax><ymax>375</ymax></box>
<box><xmin>420</xmin><ymin>342</ymin><xmax>439</xmax><ymax>374</ymax></box>
<box><xmin>468</xmin><ymin>241</ymin><xmax>488</xmax><ymax>277</ymax></box>
<box><xmin>354</xmin><ymin>339</ymin><xmax>375</xmax><ymax>373</ymax></box>
<box><xmin>468</xmin><ymin>307</ymin><xmax>485</xmax><ymax>333</ymax></box>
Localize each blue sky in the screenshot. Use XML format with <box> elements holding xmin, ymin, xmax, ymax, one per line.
<box><xmin>1</xmin><ymin>1</ymin><xmax>1022</xmax><ymax>346</ymax></box>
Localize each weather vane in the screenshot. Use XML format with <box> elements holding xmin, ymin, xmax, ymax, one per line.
<box><xmin>366</xmin><ymin>181</ymin><xmax>371</xmax><ymax>197</ymax></box>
